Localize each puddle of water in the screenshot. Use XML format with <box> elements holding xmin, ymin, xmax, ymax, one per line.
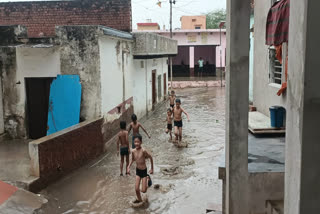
<box><xmin>39</xmin><ymin>87</ymin><xmax>226</xmax><ymax>214</ymax></box>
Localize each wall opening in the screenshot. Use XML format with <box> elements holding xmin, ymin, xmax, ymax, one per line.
<box><xmin>152</xmin><ymin>70</ymin><xmax>157</xmax><ymax>107</ymax></box>
<box><xmin>25</xmin><ymin>77</ymin><xmax>54</xmax><ymax>139</ymax></box>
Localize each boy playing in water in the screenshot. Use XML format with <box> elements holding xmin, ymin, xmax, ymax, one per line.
<box><xmin>128</xmin><ymin>114</ymin><xmax>151</xmax><ymax>149</ymax></box>
<box><xmin>117</xmin><ymin>121</ymin><xmax>130</xmax><ymax>176</ymax></box>
<box><xmin>165</xmin><ymin>108</ymin><xmax>173</xmax><ymax>141</ymax></box>
<box><xmin>173</xmin><ymin>99</ymin><xmax>190</xmax><ymax>144</ymax></box>
<box><xmin>127</xmin><ymin>134</ymin><xmax>154</xmax><ymax>203</ymax></box>
<box><xmin>168</xmin><ymin>90</ymin><xmax>176</xmax><ymax>109</ymax></box>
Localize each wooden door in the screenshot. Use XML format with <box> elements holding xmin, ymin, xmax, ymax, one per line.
<box><xmin>152</xmin><ymin>70</ymin><xmax>156</xmax><ymax>105</ymax></box>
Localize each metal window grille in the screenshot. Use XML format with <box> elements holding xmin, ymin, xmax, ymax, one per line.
<box><xmin>269</xmin><ymin>46</ymin><xmax>282</xmax><ymax>85</ymax></box>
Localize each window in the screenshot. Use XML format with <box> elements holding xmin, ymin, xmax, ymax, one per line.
<box><xmin>269</xmin><ymin>46</ymin><xmax>282</xmax><ymax>85</ymax></box>
<box><xmin>195</xmin><ymin>26</ymin><xmax>201</xmax><ymax>29</ymax></box>
<box><xmin>192</xmin><ymin>19</ymin><xmax>196</xmax><ymax>22</ymax></box>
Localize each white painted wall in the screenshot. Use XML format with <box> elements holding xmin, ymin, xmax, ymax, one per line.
<box><xmin>15</xmin><ymin>47</ymin><xmax>61</xmax><ymax>117</ymax></box>
<box><xmin>132</xmin><ymin>59</ymin><xmax>148</xmax><ymax>119</ymax></box>
<box><xmin>99</xmin><ymin>35</ymin><xmax>168</xmax><ymax>121</ymax></box>
<box><xmin>253</xmin><ymin>1</ymin><xmax>287</xmax><ymax>116</ymax></box>
<box><xmin>99</xmin><ymin>36</ymin><xmax>135</xmax><ymax>119</ymax></box>
<box><xmin>0</xmin><ymin>77</ymin><xmax>4</xmax><ymax>134</ymax></box>
<box><xmin>132</xmin><ymin>57</ymin><xmax>168</xmax><ymax>118</ymax></box>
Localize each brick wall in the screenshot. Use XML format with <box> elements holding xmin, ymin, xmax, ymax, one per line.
<box><xmin>0</xmin><ymin>0</ymin><xmax>131</xmax><ymax>38</ymax></box>
<box><xmin>29</xmin><ymin>118</ymin><xmax>103</xmax><ymax>192</ymax></box>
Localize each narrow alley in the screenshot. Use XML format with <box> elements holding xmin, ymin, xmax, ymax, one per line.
<box><xmin>38</xmin><ymin>87</ymin><xmax>225</xmax><ymax>214</ymax></box>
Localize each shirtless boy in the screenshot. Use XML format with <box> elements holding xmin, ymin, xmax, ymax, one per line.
<box><xmin>128</xmin><ymin>114</ymin><xmax>151</xmax><ymax>149</ymax></box>
<box><xmin>165</xmin><ymin>108</ymin><xmax>173</xmax><ymax>141</ymax></box>
<box><xmin>168</xmin><ymin>91</ymin><xmax>176</xmax><ymax>109</ymax></box>
<box><xmin>117</xmin><ymin>121</ymin><xmax>130</xmax><ymax>176</ymax></box>
<box><xmin>127</xmin><ymin>134</ymin><xmax>154</xmax><ymax>203</ymax></box>
<box><xmin>173</xmin><ymin>99</ymin><xmax>190</xmax><ymax>144</ymax></box>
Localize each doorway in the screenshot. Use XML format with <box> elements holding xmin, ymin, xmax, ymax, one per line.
<box><xmin>25</xmin><ymin>78</ymin><xmax>53</xmax><ymax>139</ymax></box>
<box><xmin>152</xmin><ymin>70</ymin><xmax>157</xmax><ymax>106</ymax></box>
<box><xmin>0</xmin><ymin>77</ymin><xmax>4</xmax><ymax>134</ymax></box>
<box><xmin>164</xmin><ymin>73</ymin><xmax>167</xmax><ymax>97</ymax></box>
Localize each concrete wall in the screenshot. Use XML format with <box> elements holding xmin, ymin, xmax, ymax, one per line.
<box><xmin>0</xmin><ymin>46</ymin><xmax>60</xmax><ymax>138</ymax></box>
<box><xmin>181</xmin><ymin>16</ymin><xmax>206</xmax><ymax>30</ymax></box>
<box><xmin>29</xmin><ymin>118</ymin><xmax>103</xmax><ymax>192</ymax></box>
<box><xmin>133</xmin><ymin>33</ymin><xmax>177</xmax><ymax>57</ymax></box>
<box><xmin>99</xmin><ymin>36</ymin><xmax>135</xmax><ymax>143</ymax></box>
<box><xmin>57</xmin><ymin>26</ymin><xmax>102</xmax><ymax>122</ymax></box>
<box><xmin>219</xmin><ymin>168</ymin><xmax>284</xmax><ymax>214</ymax></box>
<box><xmin>252</xmin><ymin>0</ymin><xmax>287</xmax><ymax>115</ymax></box>
<box><xmin>0</xmin><ymin>48</ymin><xmax>21</xmax><ymax>138</ymax></box>
<box><xmin>248</xmin><ymin>172</ymin><xmax>284</xmax><ymax>214</ymax></box>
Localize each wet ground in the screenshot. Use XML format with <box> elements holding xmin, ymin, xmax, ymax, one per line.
<box><xmin>39</xmin><ymin>87</ymin><xmax>226</xmax><ymax>214</ymax></box>
<box><xmin>0</xmin><ymin>138</ymin><xmax>37</xmax><ymax>188</ymax></box>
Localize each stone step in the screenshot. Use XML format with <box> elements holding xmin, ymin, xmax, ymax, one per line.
<box><xmin>266</xmin><ymin>200</ymin><xmax>284</xmax><ymax>214</ymax></box>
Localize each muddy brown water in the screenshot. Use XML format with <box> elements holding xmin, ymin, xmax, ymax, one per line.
<box><xmin>39</xmin><ymin>87</ymin><xmax>225</xmax><ymax>214</ymax></box>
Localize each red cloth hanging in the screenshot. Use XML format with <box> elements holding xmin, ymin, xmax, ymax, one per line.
<box><xmin>266</xmin><ymin>0</ymin><xmax>290</xmax><ymax>46</ymax></box>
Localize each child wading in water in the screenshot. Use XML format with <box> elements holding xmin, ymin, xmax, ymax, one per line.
<box><xmin>127</xmin><ymin>134</ymin><xmax>154</xmax><ymax>203</ymax></box>
<box><xmin>168</xmin><ymin>90</ymin><xmax>176</xmax><ymax>109</ymax></box>
<box><xmin>165</xmin><ymin>108</ymin><xmax>173</xmax><ymax>141</ymax></box>
<box><xmin>173</xmin><ymin>99</ymin><xmax>190</xmax><ymax>144</ymax></box>
<box><xmin>117</xmin><ymin>121</ymin><xmax>130</xmax><ymax>176</ymax></box>
<box><xmin>128</xmin><ymin>114</ymin><xmax>151</xmax><ymax>149</ymax></box>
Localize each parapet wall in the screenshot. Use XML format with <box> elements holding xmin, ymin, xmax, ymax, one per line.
<box><xmin>29</xmin><ymin>118</ymin><xmax>103</xmax><ymax>192</ymax></box>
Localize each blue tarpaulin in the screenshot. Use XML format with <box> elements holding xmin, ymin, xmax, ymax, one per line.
<box><xmin>47</xmin><ymin>75</ymin><xmax>82</xmax><ymax>135</ymax></box>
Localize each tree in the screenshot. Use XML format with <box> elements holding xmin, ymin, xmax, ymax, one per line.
<box><xmin>205</xmin><ymin>9</ymin><xmax>227</xmax><ymax>29</ymax></box>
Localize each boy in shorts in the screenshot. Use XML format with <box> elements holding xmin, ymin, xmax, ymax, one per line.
<box><xmin>173</xmin><ymin>99</ymin><xmax>190</xmax><ymax>144</ymax></box>
<box><xmin>165</xmin><ymin>108</ymin><xmax>173</xmax><ymax>141</ymax></box>
<box><xmin>127</xmin><ymin>134</ymin><xmax>154</xmax><ymax>203</ymax></box>
<box><xmin>117</xmin><ymin>121</ymin><xmax>130</xmax><ymax>176</ymax></box>
<box><xmin>128</xmin><ymin>114</ymin><xmax>151</xmax><ymax>149</ymax></box>
<box><xmin>168</xmin><ymin>90</ymin><xmax>176</xmax><ymax>109</ymax></box>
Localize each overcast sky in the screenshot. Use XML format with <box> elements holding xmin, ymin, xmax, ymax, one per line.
<box><xmin>0</xmin><ymin>0</ymin><xmax>226</xmax><ymax>30</ymax></box>
<box><xmin>132</xmin><ymin>0</ymin><xmax>226</xmax><ymax>30</ymax></box>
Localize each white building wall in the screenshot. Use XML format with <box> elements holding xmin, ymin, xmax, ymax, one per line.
<box><xmin>253</xmin><ymin>1</ymin><xmax>287</xmax><ymax>116</ymax></box>
<box><xmin>99</xmin><ymin>37</ymin><xmax>134</xmax><ymax>118</ymax></box>
<box><xmin>99</xmin><ymin>35</ymin><xmax>168</xmax><ymax>121</ymax></box>
<box><xmin>0</xmin><ymin>77</ymin><xmax>4</xmax><ymax>134</ymax></box>
<box><xmin>15</xmin><ymin>47</ymin><xmax>61</xmax><ymax>118</ymax></box>
<box><xmin>132</xmin><ymin>59</ymin><xmax>148</xmax><ymax>119</ymax></box>
<box><xmin>132</xmin><ymin>57</ymin><xmax>168</xmax><ymax>119</ymax></box>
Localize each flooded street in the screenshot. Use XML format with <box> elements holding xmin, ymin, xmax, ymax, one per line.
<box><xmin>39</xmin><ymin>87</ymin><xmax>225</xmax><ymax>214</ymax></box>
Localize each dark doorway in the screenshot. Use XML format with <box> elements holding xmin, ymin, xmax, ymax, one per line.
<box><xmin>164</xmin><ymin>73</ymin><xmax>167</xmax><ymax>97</ymax></box>
<box><xmin>152</xmin><ymin>70</ymin><xmax>156</xmax><ymax>106</ymax></box>
<box><xmin>25</xmin><ymin>78</ymin><xmax>53</xmax><ymax>139</ymax></box>
<box><xmin>194</xmin><ymin>45</ymin><xmax>217</xmax><ymax>77</ymax></box>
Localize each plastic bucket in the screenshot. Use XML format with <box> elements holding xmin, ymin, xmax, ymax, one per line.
<box><xmin>269</xmin><ymin>106</ymin><xmax>285</xmax><ymax>128</ymax></box>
